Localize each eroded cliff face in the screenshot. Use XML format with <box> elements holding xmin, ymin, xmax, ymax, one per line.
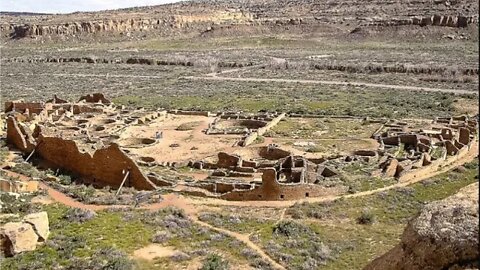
<box><xmin>364</xmin><ymin>182</ymin><xmax>479</xmax><ymax>270</ymax></box>
<box><xmin>1</xmin><ymin>0</ymin><xmax>477</xmax><ymax>40</ymax></box>
<box><xmin>2</xmin><ymin>10</ymin><xmax>255</xmax><ymax>39</ymax></box>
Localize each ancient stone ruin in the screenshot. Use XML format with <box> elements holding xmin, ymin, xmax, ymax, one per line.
<box><xmin>4</xmin><ymin>94</ymin><xmax>478</xmax><ymax>201</ymax></box>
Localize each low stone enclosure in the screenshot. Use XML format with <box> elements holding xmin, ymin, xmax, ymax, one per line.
<box><xmin>3</xmin><ymin>94</ymin><xmax>478</xmax><ymax>201</ymax></box>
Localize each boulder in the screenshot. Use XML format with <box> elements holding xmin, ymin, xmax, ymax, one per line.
<box><xmin>0</xmin><ymin>222</ymin><xmax>39</xmax><ymax>256</ymax></box>
<box><xmin>365</xmin><ymin>182</ymin><xmax>479</xmax><ymax>270</ymax></box>
<box><xmin>23</xmin><ymin>211</ymin><xmax>49</xmax><ymax>241</ymax></box>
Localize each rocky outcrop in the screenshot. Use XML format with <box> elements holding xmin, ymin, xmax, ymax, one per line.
<box><xmin>361</xmin><ymin>15</ymin><xmax>478</xmax><ymax>28</ymax></box>
<box><xmin>0</xmin><ymin>223</ymin><xmax>38</xmax><ymax>256</ymax></box>
<box><xmin>5</xmin><ymin>10</ymin><xmax>253</xmax><ymax>39</ymax></box>
<box><xmin>23</xmin><ymin>212</ymin><xmax>50</xmax><ymax>241</ymax></box>
<box><xmin>0</xmin><ymin>211</ymin><xmax>50</xmax><ymax>257</ymax></box>
<box><xmin>9</xmin><ymin>18</ymin><xmax>169</xmax><ymax>39</ymax></box>
<box><xmin>365</xmin><ymin>182</ymin><xmax>479</xmax><ymax>270</ymax></box>
<box><xmin>2</xmin><ymin>0</ymin><xmax>477</xmax><ymax>40</ymax></box>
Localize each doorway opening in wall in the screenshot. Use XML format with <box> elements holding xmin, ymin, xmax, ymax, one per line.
<box><xmin>305</xmin><ymin>192</ymin><xmax>309</xmax><ymax>197</ymax></box>
<box><xmin>280</xmin><ymin>194</ymin><xmax>284</xmax><ymax>199</ymax></box>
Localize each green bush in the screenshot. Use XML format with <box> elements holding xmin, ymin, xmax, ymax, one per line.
<box><xmin>58</xmin><ymin>174</ymin><xmax>72</xmax><ymax>185</ymax></box>
<box><xmin>357</xmin><ymin>210</ymin><xmax>375</xmax><ymax>225</ymax></box>
<box><xmin>201</xmin><ymin>253</ymin><xmax>229</xmax><ymax>270</ymax></box>
<box><xmin>272</xmin><ymin>220</ymin><xmax>309</xmax><ymax>237</ymax></box>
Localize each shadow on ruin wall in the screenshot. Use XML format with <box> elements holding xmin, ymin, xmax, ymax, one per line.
<box><xmin>6</xmin><ymin>116</ymin><xmax>35</xmax><ymax>153</ymax></box>
<box><xmin>6</xmin><ymin>115</ymin><xmax>156</xmax><ymax>191</ymax></box>
<box><xmin>397</xmin><ymin>139</ymin><xmax>477</xmax><ymax>183</ymax></box>
<box><xmin>35</xmin><ymin>136</ymin><xmax>156</xmax><ymax>190</ymax></box>
<box><xmin>221</xmin><ymin>168</ymin><xmax>344</xmax><ymax>201</ymax></box>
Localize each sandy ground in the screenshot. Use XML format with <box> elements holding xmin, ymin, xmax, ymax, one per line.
<box><xmin>133</xmin><ymin>244</ymin><xmax>177</xmax><ymax>261</ymax></box>
<box><xmin>121</xmin><ymin>115</ymin><xmax>240</xmax><ymax>163</ymax></box>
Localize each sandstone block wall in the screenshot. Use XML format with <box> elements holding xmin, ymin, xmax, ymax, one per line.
<box><xmin>0</xmin><ymin>179</ymin><xmax>38</xmax><ymax>193</ymax></box>
<box><xmin>221</xmin><ymin>168</ymin><xmax>344</xmax><ymax>201</ymax></box>
<box><xmin>241</xmin><ymin>113</ymin><xmax>286</xmax><ymax>146</ymax></box>
<box><xmin>36</xmin><ymin>136</ymin><xmax>155</xmax><ymax>190</ymax></box>
<box><xmin>6</xmin><ymin>117</ymin><xmax>35</xmax><ymax>153</ymax></box>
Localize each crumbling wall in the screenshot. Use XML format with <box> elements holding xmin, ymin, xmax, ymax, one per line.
<box><xmin>72</xmin><ymin>105</ymin><xmax>104</xmax><ymax>114</ymax></box>
<box><xmin>4</xmin><ymin>102</ymin><xmax>44</xmax><ymax>115</ymax></box>
<box><xmin>397</xmin><ymin>139</ymin><xmax>477</xmax><ymax>182</ymax></box>
<box><xmin>258</xmin><ymin>146</ymin><xmax>291</xmax><ymax>160</ymax></box>
<box><xmin>6</xmin><ymin>117</ymin><xmax>35</xmax><ymax>152</ymax></box>
<box><xmin>221</xmin><ymin>168</ymin><xmax>344</xmax><ymax>201</ymax></box>
<box><xmin>46</xmin><ymin>95</ymin><xmax>68</xmax><ymax>104</ymax></box>
<box><xmin>217</xmin><ymin>152</ymin><xmax>242</xmax><ymax>168</ymax></box>
<box><xmin>167</xmin><ymin>110</ymin><xmax>211</xmax><ymax>117</ymax></box>
<box><xmin>0</xmin><ymin>179</ymin><xmax>38</xmax><ymax>193</ymax></box>
<box><xmin>78</xmin><ymin>93</ymin><xmax>111</xmax><ymax>104</ymax></box>
<box><xmin>36</xmin><ymin>136</ymin><xmax>155</xmax><ymax>190</ymax></box>
<box><xmin>241</xmin><ymin>113</ymin><xmax>286</xmax><ymax>146</ymax></box>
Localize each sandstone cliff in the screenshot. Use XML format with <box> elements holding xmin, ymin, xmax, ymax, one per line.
<box><xmin>1</xmin><ymin>0</ymin><xmax>477</xmax><ymax>40</ymax></box>
<box><xmin>364</xmin><ymin>182</ymin><xmax>479</xmax><ymax>270</ymax></box>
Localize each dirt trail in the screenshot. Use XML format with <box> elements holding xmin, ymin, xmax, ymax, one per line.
<box><xmin>184</xmin><ymin>75</ymin><xmax>477</xmax><ymax>95</ymax></box>
<box><xmin>204</xmin><ymin>64</ymin><xmax>266</xmax><ymax>77</ymax></box>
<box><xmin>193</xmin><ymin>218</ymin><xmax>286</xmax><ymax>270</ymax></box>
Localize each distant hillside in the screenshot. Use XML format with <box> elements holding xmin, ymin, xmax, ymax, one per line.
<box><xmin>0</xmin><ymin>11</ymin><xmax>52</xmax><ymax>16</ymax></box>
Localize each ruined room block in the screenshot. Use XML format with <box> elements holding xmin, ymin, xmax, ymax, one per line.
<box><xmin>458</xmin><ymin>127</ymin><xmax>470</xmax><ymax>145</ymax></box>
<box><xmin>445</xmin><ymin>140</ymin><xmax>459</xmax><ymax>156</ymax></box>
<box><xmin>422</xmin><ymin>153</ymin><xmax>432</xmax><ymax>166</ymax></box>
<box><xmin>217</xmin><ymin>152</ymin><xmax>242</xmax><ymax>168</ymax></box>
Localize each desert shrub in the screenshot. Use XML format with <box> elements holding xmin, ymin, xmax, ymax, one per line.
<box><xmin>305</xmin><ymin>146</ymin><xmax>322</xmax><ymax>153</ymax></box>
<box><xmin>63</xmin><ymin>208</ymin><xmax>97</xmax><ymax>223</ymax></box>
<box><xmin>463</xmin><ymin>160</ymin><xmax>478</xmax><ymax>170</ymax></box>
<box><xmin>10</xmin><ymin>163</ymin><xmax>45</xmax><ymax>178</ymax></box>
<box><xmin>286</xmin><ymin>207</ymin><xmax>304</xmax><ymax>219</ymax></box>
<box><xmin>92</xmin><ymin>248</ymin><xmax>133</xmax><ymax>270</ymax></box>
<box><xmin>249</xmin><ymin>258</ymin><xmax>274</xmax><ymax>270</ymax></box>
<box><xmin>47</xmin><ymin>234</ymin><xmax>87</xmax><ymax>259</ymax></box>
<box><xmin>68</xmin><ymin>248</ymin><xmax>134</xmax><ymax>270</ymax></box>
<box><xmin>0</xmin><ymin>192</ymin><xmax>40</xmax><ymax>214</ymax></box>
<box><xmin>58</xmin><ymin>174</ymin><xmax>72</xmax><ymax>185</ymax></box>
<box><xmin>65</xmin><ymin>184</ymin><xmax>96</xmax><ymax>203</ymax></box>
<box><xmin>171</xmin><ymin>251</ymin><xmax>190</xmax><ymax>262</ymax></box>
<box><xmin>200</xmin><ymin>253</ymin><xmax>229</xmax><ymax>270</ymax></box>
<box><xmin>140</xmin><ymin>207</ymin><xmax>191</xmax><ymax>235</ymax></box>
<box><xmin>254</xmin><ymin>136</ymin><xmax>265</xmax><ymax>144</ymax></box>
<box><xmin>272</xmin><ymin>220</ymin><xmax>309</xmax><ymax>237</ymax></box>
<box><xmin>357</xmin><ymin>210</ymin><xmax>375</xmax><ymax>225</ymax></box>
<box><xmin>151</xmin><ymin>230</ymin><xmax>171</xmax><ymax>243</ymax></box>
